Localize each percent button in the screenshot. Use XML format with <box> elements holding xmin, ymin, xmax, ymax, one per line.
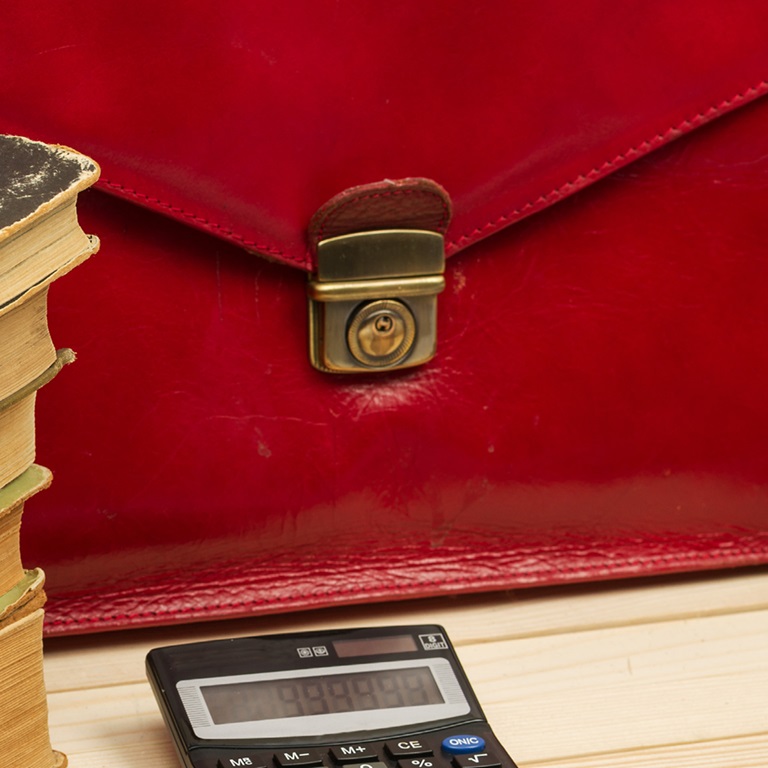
<box><xmin>398</xmin><ymin>759</ymin><xmax>435</xmax><ymax>768</ymax></box>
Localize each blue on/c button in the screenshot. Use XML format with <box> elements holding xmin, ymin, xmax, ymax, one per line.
<box><xmin>441</xmin><ymin>736</ymin><xmax>486</xmax><ymax>754</ymax></box>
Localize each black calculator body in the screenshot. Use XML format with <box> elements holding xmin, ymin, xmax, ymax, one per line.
<box><xmin>146</xmin><ymin>625</ymin><xmax>519</xmax><ymax>768</ymax></box>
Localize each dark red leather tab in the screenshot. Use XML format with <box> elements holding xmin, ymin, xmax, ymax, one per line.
<box><xmin>308</xmin><ymin>178</ymin><xmax>452</xmax><ymax>251</ymax></box>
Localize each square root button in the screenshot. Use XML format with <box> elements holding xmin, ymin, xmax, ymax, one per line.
<box><xmin>451</xmin><ymin>754</ymin><xmax>501</xmax><ymax>768</ymax></box>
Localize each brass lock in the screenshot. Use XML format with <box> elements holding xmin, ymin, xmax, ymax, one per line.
<box><xmin>308</xmin><ymin>230</ymin><xmax>445</xmax><ymax>373</ymax></box>
<box><xmin>347</xmin><ymin>299</ymin><xmax>416</xmax><ymax>367</ymax></box>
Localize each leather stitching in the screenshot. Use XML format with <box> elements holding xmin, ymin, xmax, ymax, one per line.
<box><xmin>446</xmin><ymin>79</ymin><xmax>768</xmax><ymax>254</ymax></box>
<box><xmin>98</xmin><ymin>180</ymin><xmax>313</xmax><ymax>269</ymax></box>
<box><xmin>97</xmin><ymin>80</ymin><xmax>768</xmax><ymax>269</ymax></box>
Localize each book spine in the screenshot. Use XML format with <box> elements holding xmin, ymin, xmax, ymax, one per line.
<box><xmin>0</xmin><ymin>603</ymin><xmax>65</xmax><ymax>768</ymax></box>
<box><xmin>0</xmin><ymin>350</ymin><xmax>76</xmax><ymax>489</ymax></box>
<box><xmin>0</xmin><ymin>499</ymin><xmax>25</xmax><ymax>594</ymax></box>
<box><xmin>0</xmin><ymin>134</ymin><xmax>99</xmax><ymax>768</ymax></box>
<box><xmin>0</xmin><ymin>476</ymin><xmax>62</xmax><ymax>768</ymax></box>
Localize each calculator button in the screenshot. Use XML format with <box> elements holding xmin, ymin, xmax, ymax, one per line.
<box><xmin>451</xmin><ymin>753</ymin><xmax>501</xmax><ymax>768</ymax></box>
<box><xmin>340</xmin><ymin>763</ymin><xmax>388</xmax><ymax>768</ymax></box>
<box><xmin>441</xmin><ymin>736</ymin><xmax>486</xmax><ymax>755</ymax></box>
<box><xmin>398</xmin><ymin>759</ymin><xmax>438</xmax><ymax>768</ymax></box>
<box><xmin>385</xmin><ymin>741</ymin><xmax>433</xmax><ymax>759</ymax></box>
<box><xmin>274</xmin><ymin>750</ymin><xmax>325</xmax><ymax>768</ymax></box>
<box><xmin>217</xmin><ymin>755</ymin><xmax>268</xmax><ymax>768</ymax></box>
<box><xmin>330</xmin><ymin>746</ymin><xmax>379</xmax><ymax>764</ymax></box>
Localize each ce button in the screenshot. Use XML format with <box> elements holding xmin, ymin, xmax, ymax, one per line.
<box><xmin>385</xmin><ymin>741</ymin><xmax>433</xmax><ymax>760</ymax></box>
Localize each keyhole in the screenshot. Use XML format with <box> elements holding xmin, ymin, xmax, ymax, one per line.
<box><xmin>347</xmin><ymin>299</ymin><xmax>416</xmax><ymax>367</ymax></box>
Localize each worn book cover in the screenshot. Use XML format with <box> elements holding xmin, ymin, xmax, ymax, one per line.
<box><xmin>0</xmin><ymin>135</ymin><xmax>100</xmax><ymax>768</ymax></box>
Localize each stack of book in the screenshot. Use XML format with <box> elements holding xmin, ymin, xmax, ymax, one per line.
<box><xmin>0</xmin><ymin>135</ymin><xmax>99</xmax><ymax>768</ymax></box>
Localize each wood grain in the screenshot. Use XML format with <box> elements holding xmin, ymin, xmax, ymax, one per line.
<box><xmin>42</xmin><ymin>567</ymin><xmax>768</xmax><ymax>767</ymax></box>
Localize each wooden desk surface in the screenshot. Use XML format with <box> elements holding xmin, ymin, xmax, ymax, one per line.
<box><xmin>42</xmin><ymin>567</ymin><xmax>768</xmax><ymax>767</ymax></box>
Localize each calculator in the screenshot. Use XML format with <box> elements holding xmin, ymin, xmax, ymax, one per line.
<box><xmin>146</xmin><ymin>625</ymin><xmax>519</xmax><ymax>768</ymax></box>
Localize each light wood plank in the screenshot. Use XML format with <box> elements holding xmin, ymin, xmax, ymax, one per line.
<box><xmin>47</xmin><ymin>682</ymin><xmax>174</xmax><ymax>767</ymax></box>
<box><xmin>528</xmin><ymin>734</ymin><xmax>768</xmax><ymax>767</ymax></box>
<box><xmin>42</xmin><ymin>567</ymin><xmax>768</xmax><ymax>693</ymax></box>
<box><xmin>468</xmin><ymin>610</ymin><xmax>768</xmax><ymax>763</ymax></box>
<box><xmin>41</xmin><ymin>570</ymin><xmax>768</xmax><ymax>768</ymax></box>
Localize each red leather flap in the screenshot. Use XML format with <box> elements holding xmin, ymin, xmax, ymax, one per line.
<box><xmin>2</xmin><ymin>1</ymin><xmax>768</xmax><ymax>270</ymax></box>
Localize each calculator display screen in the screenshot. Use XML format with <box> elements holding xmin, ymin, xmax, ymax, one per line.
<box><xmin>176</xmin><ymin>658</ymin><xmax>470</xmax><ymax>740</ymax></box>
<box><xmin>201</xmin><ymin>666</ymin><xmax>443</xmax><ymax>725</ymax></box>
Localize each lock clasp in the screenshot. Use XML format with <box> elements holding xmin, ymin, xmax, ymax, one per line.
<box><xmin>308</xmin><ymin>229</ymin><xmax>445</xmax><ymax>373</ymax></box>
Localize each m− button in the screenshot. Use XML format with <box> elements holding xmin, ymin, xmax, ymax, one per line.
<box><xmin>274</xmin><ymin>750</ymin><xmax>325</xmax><ymax>768</ymax></box>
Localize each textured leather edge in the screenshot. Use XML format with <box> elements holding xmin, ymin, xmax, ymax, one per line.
<box><xmin>42</xmin><ymin>535</ymin><xmax>768</xmax><ymax>635</ymax></box>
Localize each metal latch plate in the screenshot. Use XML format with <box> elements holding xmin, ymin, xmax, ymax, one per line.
<box><xmin>308</xmin><ymin>229</ymin><xmax>445</xmax><ymax>373</ymax></box>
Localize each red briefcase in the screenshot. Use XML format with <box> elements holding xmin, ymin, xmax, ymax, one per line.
<box><xmin>2</xmin><ymin>1</ymin><xmax>768</xmax><ymax>635</ymax></box>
